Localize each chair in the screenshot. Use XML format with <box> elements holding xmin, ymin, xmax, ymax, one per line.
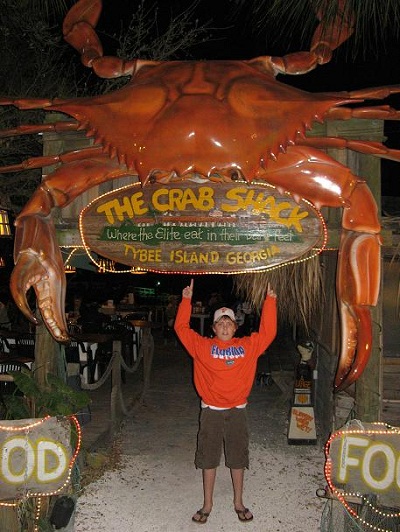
<box><xmin>123</xmin><ymin>315</ymin><xmax>146</xmax><ymax>362</ymax></box>
<box><xmin>0</xmin><ymin>336</ymin><xmax>19</xmax><ymax>357</ymax></box>
<box><xmin>68</xmin><ymin>322</ymin><xmax>82</xmax><ymax>335</ymax></box>
<box><xmin>78</xmin><ymin>342</ymin><xmax>99</xmax><ymax>384</ymax></box>
<box><xmin>0</xmin><ymin>361</ymin><xmax>31</xmax><ymax>396</ymax></box>
<box><xmin>66</xmin><ymin>339</ymin><xmax>98</xmax><ymax>385</ymax></box>
<box><xmin>16</xmin><ymin>336</ymin><xmax>35</xmax><ymax>359</ymax></box>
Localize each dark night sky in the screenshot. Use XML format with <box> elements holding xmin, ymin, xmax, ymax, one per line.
<box><xmin>96</xmin><ymin>0</ymin><xmax>400</xmax><ymax>199</ymax></box>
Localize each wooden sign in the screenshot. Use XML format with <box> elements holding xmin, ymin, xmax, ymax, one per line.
<box><xmin>80</xmin><ymin>180</ymin><xmax>325</xmax><ymax>273</ymax></box>
<box><xmin>0</xmin><ymin>416</ymin><xmax>78</xmax><ymax>501</ymax></box>
<box><xmin>325</xmin><ymin>420</ymin><xmax>400</xmax><ymax>509</ymax></box>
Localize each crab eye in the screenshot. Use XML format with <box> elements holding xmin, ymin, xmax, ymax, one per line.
<box><xmin>230</xmin><ymin>169</ymin><xmax>245</xmax><ymax>181</ymax></box>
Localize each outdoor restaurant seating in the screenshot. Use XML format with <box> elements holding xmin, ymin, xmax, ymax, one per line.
<box><xmin>65</xmin><ymin>339</ymin><xmax>96</xmax><ymax>385</ymax></box>
<box><xmin>0</xmin><ymin>360</ymin><xmax>31</xmax><ymax>397</ymax></box>
<box><xmin>0</xmin><ymin>301</ymin><xmax>155</xmax><ymax>391</ymax></box>
<box><xmin>0</xmin><ymin>335</ymin><xmax>18</xmax><ymax>357</ymax></box>
<box><xmin>0</xmin><ymin>329</ymin><xmax>35</xmax><ymax>364</ymax></box>
<box><xmin>15</xmin><ymin>336</ymin><xmax>35</xmax><ymax>359</ymax></box>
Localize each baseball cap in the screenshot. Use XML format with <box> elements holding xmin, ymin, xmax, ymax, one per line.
<box><xmin>213</xmin><ymin>307</ymin><xmax>236</xmax><ymax>323</ymax></box>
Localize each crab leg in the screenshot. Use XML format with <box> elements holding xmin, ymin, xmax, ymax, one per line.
<box><xmin>11</xmin><ymin>217</ymin><xmax>68</xmax><ymax>341</ymax></box>
<box><xmin>348</xmin><ymin>85</ymin><xmax>400</xmax><ymax>100</ymax></box>
<box><xmin>335</xmin><ymin>230</ymin><xmax>380</xmax><ymax>391</ymax></box>
<box><xmin>0</xmin><ymin>121</ymin><xmax>80</xmax><ymax>138</ymax></box>
<box><xmin>63</xmin><ymin>0</ymin><xmax>148</xmax><ymax>78</ymax></box>
<box><xmin>297</xmin><ymin>137</ymin><xmax>400</xmax><ymax>163</ymax></box>
<box><xmin>10</xmin><ymin>156</ymin><xmax>134</xmax><ymax>341</ymax></box>
<box><xmin>0</xmin><ymin>146</ymin><xmax>103</xmax><ymax>173</ymax></box>
<box><xmin>270</xmin><ymin>0</ymin><xmax>354</xmax><ymax>75</ymax></box>
<box><xmin>260</xmin><ymin>146</ymin><xmax>380</xmax><ymax>391</ymax></box>
<box><xmin>295</xmin><ymin>131</ymin><xmax>393</xmax><ymax>382</ymax></box>
<box><xmin>327</xmin><ymin>103</ymin><xmax>400</xmax><ymax>121</ymax></box>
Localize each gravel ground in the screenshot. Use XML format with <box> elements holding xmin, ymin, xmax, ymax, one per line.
<box><xmin>74</xmin><ymin>337</ymin><xmax>327</xmax><ymax>531</ymax></box>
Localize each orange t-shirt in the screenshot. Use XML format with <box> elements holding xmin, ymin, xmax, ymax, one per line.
<box><xmin>174</xmin><ymin>296</ymin><xmax>277</xmax><ymax>408</ymax></box>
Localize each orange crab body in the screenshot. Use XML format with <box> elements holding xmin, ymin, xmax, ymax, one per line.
<box><xmin>1</xmin><ymin>0</ymin><xmax>400</xmax><ymax>391</ymax></box>
<box><xmin>50</xmin><ymin>60</ymin><xmax>354</xmax><ymax>182</ymax></box>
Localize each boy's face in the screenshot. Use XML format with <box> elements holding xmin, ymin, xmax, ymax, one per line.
<box><xmin>212</xmin><ymin>316</ymin><xmax>237</xmax><ymax>341</ymax></box>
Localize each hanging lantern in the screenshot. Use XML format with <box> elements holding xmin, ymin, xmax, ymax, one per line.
<box><xmin>64</xmin><ymin>264</ymin><xmax>76</xmax><ymax>274</ymax></box>
<box><xmin>0</xmin><ymin>210</ymin><xmax>11</xmax><ymax>237</ymax></box>
<box><xmin>130</xmin><ymin>267</ymin><xmax>146</xmax><ymax>275</ymax></box>
<box><xmin>97</xmin><ymin>257</ymin><xmax>115</xmax><ymax>273</ymax></box>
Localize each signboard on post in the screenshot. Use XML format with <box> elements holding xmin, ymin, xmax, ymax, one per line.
<box><xmin>0</xmin><ymin>416</ymin><xmax>80</xmax><ymax>502</ymax></box>
<box><xmin>80</xmin><ymin>180</ymin><xmax>325</xmax><ymax>273</ymax></box>
<box><xmin>325</xmin><ymin>419</ymin><xmax>400</xmax><ymax>510</ymax></box>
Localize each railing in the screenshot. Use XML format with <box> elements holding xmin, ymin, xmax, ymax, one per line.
<box><xmin>78</xmin><ymin>324</ymin><xmax>154</xmax><ymax>439</ymax></box>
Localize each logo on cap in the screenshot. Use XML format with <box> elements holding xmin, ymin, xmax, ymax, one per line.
<box><xmin>213</xmin><ymin>307</ymin><xmax>236</xmax><ymax>323</ymax></box>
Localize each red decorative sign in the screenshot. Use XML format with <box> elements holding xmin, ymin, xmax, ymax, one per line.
<box><xmin>80</xmin><ymin>180</ymin><xmax>325</xmax><ymax>273</ymax></box>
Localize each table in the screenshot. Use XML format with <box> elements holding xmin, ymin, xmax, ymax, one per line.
<box><xmin>191</xmin><ymin>314</ymin><xmax>210</xmax><ymax>336</ymax></box>
<box><xmin>98</xmin><ymin>306</ymin><xmax>152</xmax><ymax>320</ymax></box>
<box><xmin>0</xmin><ymin>329</ymin><xmax>35</xmax><ymax>342</ymax></box>
<box><xmin>0</xmin><ymin>355</ymin><xmax>33</xmax><ymax>368</ymax></box>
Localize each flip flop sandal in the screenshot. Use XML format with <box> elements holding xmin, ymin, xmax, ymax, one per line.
<box><xmin>235</xmin><ymin>508</ymin><xmax>254</xmax><ymax>522</ymax></box>
<box><xmin>192</xmin><ymin>509</ymin><xmax>210</xmax><ymax>524</ymax></box>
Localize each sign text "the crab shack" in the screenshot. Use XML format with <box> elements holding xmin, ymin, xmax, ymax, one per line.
<box><xmin>80</xmin><ymin>181</ymin><xmax>324</xmax><ymax>274</ymax></box>
<box><xmin>96</xmin><ymin>185</ymin><xmax>309</xmax><ymax>232</ymax></box>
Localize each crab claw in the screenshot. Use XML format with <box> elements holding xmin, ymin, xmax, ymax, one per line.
<box><xmin>334</xmin><ymin>230</ymin><xmax>380</xmax><ymax>391</ymax></box>
<box><xmin>334</xmin><ymin>303</ymin><xmax>373</xmax><ymax>391</ymax></box>
<box><xmin>10</xmin><ymin>217</ymin><xmax>69</xmax><ymax>343</ymax></box>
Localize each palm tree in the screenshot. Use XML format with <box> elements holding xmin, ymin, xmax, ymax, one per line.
<box><xmin>230</xmin><ymin>0</ymin><xmax>400</xmax><ymax>57</ymax></box>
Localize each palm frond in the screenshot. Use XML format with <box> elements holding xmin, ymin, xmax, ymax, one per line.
<box><xmin>30</xmin><ymin>0</ymin><xmax>69</xmax><ymax>19</ymax></box>
<box><xmin>229</xmin><ymin>0</ymin><xmax>400</xmax><ymax>58</ymax></box>
<box><xmin>233</xmin><ymin>255</ymin><xmax>324</xmax><ymax>332</ymax></box>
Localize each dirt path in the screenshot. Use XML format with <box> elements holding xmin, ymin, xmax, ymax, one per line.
<box><xmin>75</xmin><ymin>336</ymin><xmax>326</xmax><ymax>531</ymax></box>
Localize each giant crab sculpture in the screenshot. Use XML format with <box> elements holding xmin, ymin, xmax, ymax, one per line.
<box><xmin>0</xmin><ymin>0</ymin><xmax>399</xmax><ymax>391</ymax></box>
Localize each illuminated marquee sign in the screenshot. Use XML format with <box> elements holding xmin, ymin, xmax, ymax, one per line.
<box><xmin>80</xmin><ymin>181</ymin><xmax>325</xmax><ymax>273</ymax></box>
<box><xmin>325</xmin><ymin>420</ymin><xmax>400</xmax><ymax>512</ymax></box>
<box><xmin>0</xmin><ymin>416</ymin><xmax>80</xmax><ymax>502</ymax></box>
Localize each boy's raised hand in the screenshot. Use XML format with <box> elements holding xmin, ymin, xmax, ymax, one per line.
<box><xmin>267</xmin><ymin>283</ymin><xmax>277</xmax><ymax>298</ymax></box>
<box><xmin>182</xmin><ymin>279</ymin><xmax>194</xmax><ymax>299</ymax></box>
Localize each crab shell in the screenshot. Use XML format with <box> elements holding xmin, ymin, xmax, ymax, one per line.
<box><xmin>2</xmin><ymin>0</ymin><xmax>396</xmax><ymax>392</ymax></box>
<box><xmin>48</xmin><ymin>59</ymin><xmax>361</xmax><ymax>183</ymax></box>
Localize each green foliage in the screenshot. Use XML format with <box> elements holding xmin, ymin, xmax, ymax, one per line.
<box><xmin>2</xmin><ymin>370</ymin><xmax>90</xmax><ymax>420</ymax></box>
<box><xmin>87</xmin><ymin>1</ymin><xmax>212</xmax><ymax>94</ymax></box>
<box><xmin>0</xmin><ymin>0</ymin><xmax>210</xmax><ymax>214</ymax></box>
<box><xmin>0</xmin><ymin>0</ymin><xmax>78</xmax><ymax>213</ymax></box>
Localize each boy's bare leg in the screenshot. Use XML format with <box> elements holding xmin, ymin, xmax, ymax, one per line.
<box><xmin>202</xmin><ymin>468</ymin><xmax>216</xmax><ymax>512</ymax></box>
<box><xmin>192</xmin><ymin>468</ymin><xmax>216</xmax><ymax>522</ymax></box>
<box><xmin>231</xmin><ymin>468</ymin><xmax>253</xmax><ymax>520</ymax></box>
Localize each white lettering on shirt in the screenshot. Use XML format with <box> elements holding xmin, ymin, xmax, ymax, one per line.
<box><xmin>210</xmin><ymin>345</ymin><xmax>245</xmax><ymax>360</ymax></box>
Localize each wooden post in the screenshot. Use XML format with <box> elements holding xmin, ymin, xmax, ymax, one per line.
<box><xmin>110</xmin><ymin>340</ymin><xmax>122</xmax><ymax>436</ymax></box>
<box><xmin>354</xmin><ymin>305</ymin><xmax>382</xmax><ymax>421</ymax></box>
<box><xmin>1</xmin><ymin>507</ymin><xmax>19</xmax><ymax>532</ymax></box>
<box><xmin>140</xmin><ymin>324</ymin><xmax>155</xmax><ymax>403</ymax></box>
<box><xmin>34</xmin><ymin>319</ymin><xmax>62</xmax><ymax>390</ymax></box>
